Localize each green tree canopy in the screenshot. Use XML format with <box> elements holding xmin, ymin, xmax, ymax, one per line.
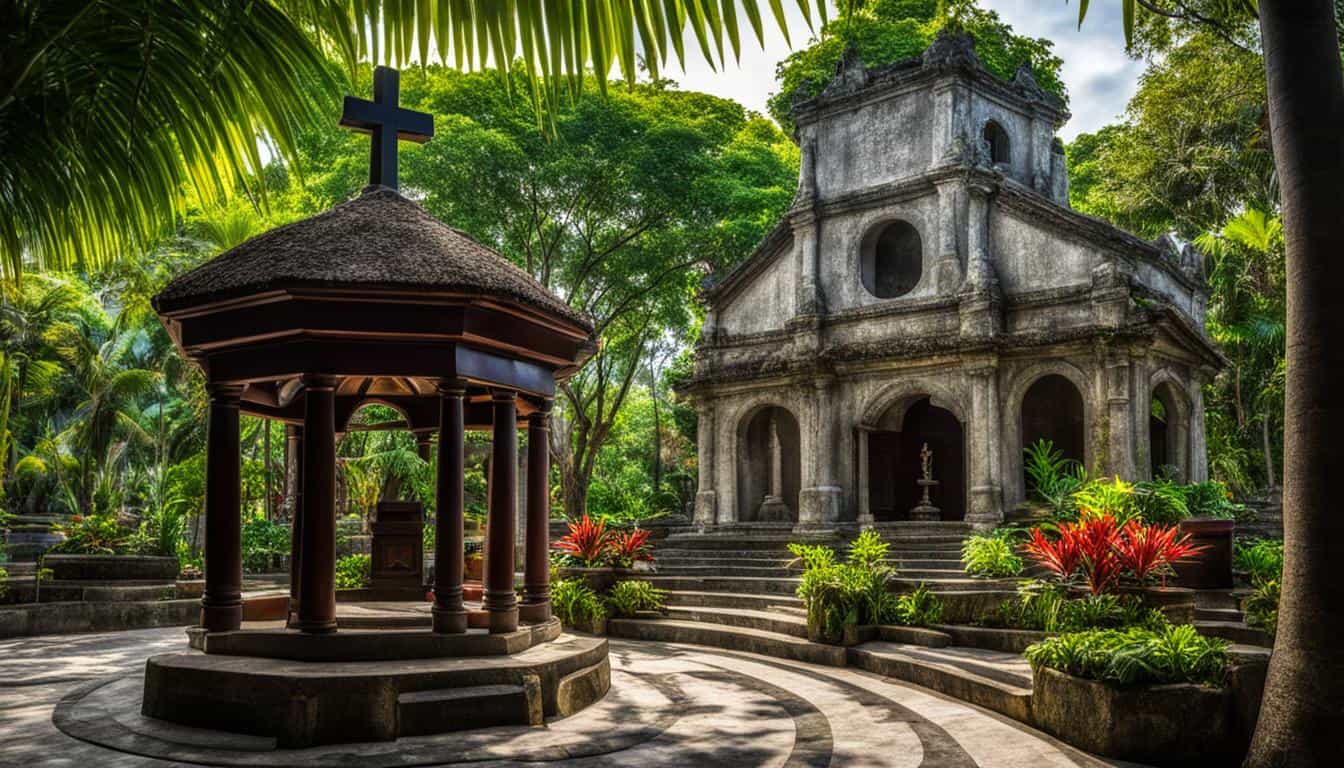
<box><xmin>767</xmin><ymin>0</ymin><xmax>1066</xmax><ymax>133</ymax></box>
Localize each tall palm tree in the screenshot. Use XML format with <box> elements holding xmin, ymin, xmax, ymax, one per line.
<box><xmin>1079</xmin><ymin>2</ymin><xmax>1344</xmax><ymax>765</ymax></box>
<box><xmin>2</xmin><ymin>1</ymin><xmax>820</xmax><ymax>283</ymax></box>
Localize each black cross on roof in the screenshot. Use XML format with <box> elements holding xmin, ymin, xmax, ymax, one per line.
<box><xmin>339</xmin><ymin>66</ymin><xmax>434</xmax><ymax>190</ymax></box>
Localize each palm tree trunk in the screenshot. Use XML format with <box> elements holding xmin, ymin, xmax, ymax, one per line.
<box><xmin>1246</xmin><ymin>2</ymin><xmax>1344</xmax><ymax>765</ymax></box>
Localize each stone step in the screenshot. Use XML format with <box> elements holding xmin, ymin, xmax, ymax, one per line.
<box><xmin>664</xmin><ymin>606</ymin><xmax>809</xmax><ymax>638</ymax></box>
<box><xmin>1196</xmin><ymin>620</ymin><xmax>1272</xmax><ymax>648</ymax></box>
<box><xmin>640</xmin><ymin>575</ymin><xmax>801</xmax><ymax>596</ymax></box>
<box><xmin>1193</xmin><ymin>589</ymin><xmax>1249</xmax><ymax>611</ymax></box>
<box><xmin>1195</xmin><ymin>607</ymin><xmax>1244</xmax><ymax>623</ymax></box>
<box><xmin>891</xmin><ymin>576</ymin><xmax>1019</xmax><ymax>592</ymax></box>
<box><xmin>660</xmin><ymin>589</ymin><xmax>803</xmax><ymax>612</ymax></box>
<box><xmin>654</xmin><ymin>565</ymin><xmax>796</xmax><ymax>578</ymax></box>
<box><xmin>846</xmin><ymin>641</ymin><xmax>1033</xmax><ymax>723</ymax></box>
<box><xmin>606</xmin><ymin>618</ymin><xmax>847</xmax><ymax>667</ymax></box>
<box><xmin>397</xmin><ymin>682</ymin><xmax>540</xmax><ymax>736</ymax></box>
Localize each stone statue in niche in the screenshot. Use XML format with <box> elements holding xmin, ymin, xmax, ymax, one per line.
<box><xmin>910</xmin><ymin>443</ymin><xmax>942</xmax><ymax>521</ymax></box>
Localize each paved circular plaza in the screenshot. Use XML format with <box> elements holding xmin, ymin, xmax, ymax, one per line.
<box><xmin>0</xmin><ymin>627</ymin><xmax>1119</xmax><ymax>767</ymax></box>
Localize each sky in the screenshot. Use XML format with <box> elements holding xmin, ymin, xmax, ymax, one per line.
<box><xmin>667</xmin><ymin>1</ymin><xmax>1146</xmax><ymax>142</ymax></box>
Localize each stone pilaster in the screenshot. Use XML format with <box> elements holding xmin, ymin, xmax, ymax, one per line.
<box><xmin>934</xmin><ymin>179</ymin><xmax>964</xmax><ymax>294</ymax></box>
<box><xmin>693</xmin><ymin>397</ymin><xmax>718</xmax><ymax>528</ymax></box>
<box><xmin>959</xmin><ymin>181</ymin><xmax>1002</xmax><ymax>338</ymax></box>
<box><xmin>798</xmin><ymin>377</ymin><xmax>842</xmax><ymax>530</ymax></box>
<box><xmin>855</xmin><ymin>425</ymin><xmax>874</xmax><ymax>527</ymax></box>
<box><xmin>792</xmin><ymin>208</ymin><xmax>825</xmax><ymax>318</ymax></box>
<box><xmin>1103</xmin><ymin>352</ymin><xmax>1138</xmax><ymax>481</ymax></box>
<box><xmin>965</xmin><ymin>362</ymin><xmax>1004</xmax><ymax>529</ymax></box>
<box><xmin>1190</xmin><ymin>368</ymin><xmax>1214</xmax><ymax>483</ymax></box>
<box><xmin>1129</xmin><ymin>347</ymin><xmax>1154</xmax><ymax>480</ymax></box>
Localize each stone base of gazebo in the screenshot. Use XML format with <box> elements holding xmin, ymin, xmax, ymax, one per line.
<box><xmin>142</xmin><ymin>624</ymin><xmax>609</xmax><ymax>747</ymax></box>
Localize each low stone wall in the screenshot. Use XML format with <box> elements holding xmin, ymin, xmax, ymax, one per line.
<box><xmin>932</xmin><ymin>624</ymin><xmax>1049</xmax><ymax>653</ymax></box>
<box><xmin>44</xmin><ymin>554</ymin><xmax>179</xmax><ymax>582</ymax></box>
<box><xmin>0</xmin><ymin>599</ymin><xmax>199</xmax><ymax>638</ymax></box>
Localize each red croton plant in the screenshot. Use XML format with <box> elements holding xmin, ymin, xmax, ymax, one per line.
<box><xmin>553</xmin><ymin>515</ymin><xmax>654</xmax><ymax>567</ymax></box>
<box><xmin>1023</xmin><ymin>513</ymin><xmax>1204</xmax><ymax>594</ymax></box>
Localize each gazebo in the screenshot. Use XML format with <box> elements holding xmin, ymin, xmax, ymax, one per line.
<box><xmin>141</xmin><ymin>68</ymin><xmax>607</xmax><ymax>746</ymax></box>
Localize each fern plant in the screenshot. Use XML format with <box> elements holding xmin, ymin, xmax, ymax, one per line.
<box><xmin>1243</xmin><ymin>578</ymin><xmax>1279</xmax><ymax>637</ymax></box>
<box><xmin>552</xmin><ymin>579</ymin><xmax>607</xmax><ymax>627</ymax></box>
<box><xmin>961</xmin><ymin>535</ymin><xmax>1024</xmax><ymax>578</ymax></box>
<box><xmin>606</xmin><ymin>580</ymin><xmax>667</xmax><ymax>618</ymax></box>
<box><xmin>1023</xmin><ymin>439</ymin><xmax>1085</xmax><ymax>515</ymax></box>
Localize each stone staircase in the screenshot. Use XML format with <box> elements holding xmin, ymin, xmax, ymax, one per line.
<box><xmin>1193</xmin><ymin>588</ymin><xmax>1272</xmax><ymax>647</ymax></box>
<box><xmin>607</xmin><ymin>523</ymin><xmax>1036</xmax><ymax>699</ymax></box>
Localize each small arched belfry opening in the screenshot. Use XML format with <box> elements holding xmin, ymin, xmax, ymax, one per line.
<box><xmin>867</xmin><ymin>396</ymin><xmax>965</xmax><ymax>521</ymax></box>
<box><xmin>1021</xmin><ymin>374</ymin><xmax>1086</xmax><ymax>481</ymax></box>
<box><xmin>1150</xmin><ymin>380</ymin><xmax>1191</xmax><ymax>480</ymax></box>
<box><xmin>983</xmin><ymin>120</ymin><xmax>1011</xmax><ymax>165</ymax></box>
<box><xmin>736</xmin><ymin>405</ymin><xmax>801</xmax><ymax>522</ymax></box>
<box><xmin>861</xmin><ymin>220</ymin><xmax>922</xmax><ymax>299</ymax></box>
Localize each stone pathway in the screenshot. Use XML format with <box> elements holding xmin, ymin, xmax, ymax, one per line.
<box><xmin>0</xmin><ymin>627</ymin><xmax>1126</xmax><ymax>767</ymax></box>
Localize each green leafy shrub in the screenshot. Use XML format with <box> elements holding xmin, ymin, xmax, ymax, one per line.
<box><xmin>790</xmin><ymin>531</ymin><xmax>898</xmax><ymax>642</ymax></box>
<box><xmin>961</xmin><ymin>535</ymin><xmax>1024</xmax><ymax>578</ymax></box>
<box><xmin>1234</xmin><ymin>538</ymin><xmax>1283</xmax><ymax>585</ymax></box>
<box><xmin>1025</xmin><ymin>625</ymin><xmax>1228</xmax><ymax>687</ymax></box>
<box><xmin>1242</xmin><ymin>578</ymin><xmax>1279</xmax><ymax>637</ymax></box>
<box><xmin>1023</xmin><ymin>439</ymin><xmax>1085</xmax><ymax>515</ymax></box>
<box><xmin>334</xmin><ymin>554</ymin><xmax>370</xmax><ymax>589</ymax></box>
<box><xmin>984</xmin><ymin>581</ymin><xmax>1168</xmax><ymax>633</ymax></box>
<box><xmin>891</xmin><ymin>583</ymin><xmax>943</xmax><ymax>626</ymax></box>
<box><xmin>1180</xmin><ymin>480</ymin><xmax>1250</xmax><ymax>520</ymax></box>
<box><xmin>1130</xmin><ymin>478</ymin><xmax>1190</xmax><ymax>525</ymax></box>
<box><xmin>0</xmin><ymin>567</ymin><xmax>8</xmax><ymax>599</ymax></box>
<box><xmin>242</xmin><ymin>516</ymin><xmax>290</xmax><ymax>573</ymax></box>
<box><xmin>551</xmin><ymin>578</ymin><xmax>606</xmax><ymax>627</ymax></box>
<box><xmin>605</xmin><ymin>580</ymin><xmax>666</xmax><ymax>618</ymax></box>
<box><xmin>50</xmin><ymin>511</ymin><xmax>124</xmax><ymax>555</ymax></box>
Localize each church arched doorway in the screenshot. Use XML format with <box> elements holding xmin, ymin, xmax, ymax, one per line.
<box><xmin>1021</xmin><ymin>374</ymin><xmax>1086</xmax><ymax>485</ymax></box>
<box><xmin>868</xmin><ymin>397</ymin><xmax>965</xmax><ymax>521</ymax></box>
<box><xmin>737</xmin><ymin>406</ymin><xmax>801</xmax><ymax>523</ymax></box>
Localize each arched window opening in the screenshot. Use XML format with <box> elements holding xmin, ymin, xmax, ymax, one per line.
<box><xmin>1021</xmin><ymin>374</ymin><xmax>1086</xmax><ymax>491</ymax></box>
<box><xmin>1150</xmin><ymin>382</ymin><xmax>1189</xmax><ymax>481</ymax></box>
<box><xmin>861</xmin><ymin>220</ymin><xmax>922</xmax><ymax>299</ymax></box>
<box><xmin>737</xmin><ymin>406</ymin><xmax>801</xmax><ymax>523</ymax></box>
<box><xmin>983</xmin><ymin>120</ymin><xmax>1011</xmax><ymax>165</ymax></box>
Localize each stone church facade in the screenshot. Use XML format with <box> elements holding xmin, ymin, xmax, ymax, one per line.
<box><xmin>682</xmin><ymin>33</ymin><xmax>1222</xmax><ymax>531</ymax></box>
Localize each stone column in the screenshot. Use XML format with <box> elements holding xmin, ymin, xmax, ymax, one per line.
<box><xmin>1103</xmin><ymin>355</ymin><xmax>1137</xmax><ymax>481</ymax></box>
<box><xmin>432</xmin><ymin>380</ymin><xmax>468</xmax><ymax>634</ymax></box>
<box><xmin>1189</xmin><ymin>371</ymin><xmax>1212</xmax><ymax>483</ymax></box>
<box><xmin>856</xmin><ymin>425</ymin><xmax>874</xmax><ymax>526</ymax></box>
<box><xmin>966</xmin><ymin>364</ymin><xmax>1004</xmax><ymax>528</ymax></box>
<box><xmin>484</xmin><ymin>390</ymin><xmax>519</xmax><ymax>634</ymax></box>
<box><xmin>694</xmin><ymin>397</ymin><xmax>719</xmax><ymax>527</ymax></box>
<box><xmin>521</xmin><ymin>400</ymin><xmax>553</xmax><ymax>623</ymax></box>
<box><xmin>798</xmin><ymin>378</ymin><xmax>842</xmax><ymax>529</ymax></box>
<box><xmin>793</xmin><ymin>209</ymin><xmax>825</xmax><ymax>318</ymax></box>
<box><xmin>1130</xmin><ymin>350</ymin><xmax>1153</xmax><ymax>480</ymax></box>
<box><xmin>294</xmin><ymin>374</ymin><xmax>338</xmax><ymax>634</ymax></box>
<box><xmin>768</xmin><ymin>413</ymin><xmax>783</xmax><ymax>499</ymax></box>
<box><xmin>286</xmin><ymin>425</ymin><xmax>303</xmax><ymax>625</ymax></box>
<box><xmin>202</xmin><ymin>383</ymin><xmax>243</xmax><ymax>633</ymax></box>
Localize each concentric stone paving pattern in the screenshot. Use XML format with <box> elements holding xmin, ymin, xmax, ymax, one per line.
<box><xmin>1</xmin><ymin>627</ymin><xmax>1122</xmax><ymax>767</ymax></box>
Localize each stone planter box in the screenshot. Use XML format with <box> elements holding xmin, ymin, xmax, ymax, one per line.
<box><xmin>1031</xmin><ymin>666</ymin><xmax>1235</xmax><ymax>766</ymax></box>
<box><xmin>555</xmin><ymin>566</ymin><xmax>632</xmax><ymax>594</ymax></box>
<box><xmin>1172</xmin><ymin>518</ymin><xmax>1235</xmax><ymax>589</ymax></box>
<box><xmin>43</xmin><ymin>554</ymin><xmax>178</xmax><ymax>582</ymax></box>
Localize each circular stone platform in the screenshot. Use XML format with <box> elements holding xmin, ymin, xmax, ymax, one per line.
<box><xmin>192</xmin><ymin>617</ymin><xmax>561</xmax><ymax>661</ymax></box>
<box><xmin>141</xmin><ymin>631</ymin><xmax>609</xmax><ymax>747</ymax></box>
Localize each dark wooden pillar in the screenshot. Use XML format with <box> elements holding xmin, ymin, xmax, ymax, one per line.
<box><xmin>286</xmin><ymin>425</ymin><xmax>303</xmax><ymax>625</ymax></box>
<box><xmin>520</xmin><ymin>400</ymin><xmax>553</xmax><ymax>623</ymax></box>
<box><xmin>202</xmin><ymin>383</ymin><xmax>244</xmax><ymax>632</ymax></box>
<box><xmin>484</xmin><ymin>389</ymin><xmax>519</xmax><ymax>634</ymax></box>
<box><xmin>432</xmin><ymin>381</ymin><xmax>468</xmax><ymax>634</ymax></box>
<box><xmin>294</xmin><ymin>374</ymin><xmax>338</xmax><ymax>634</ymax></box>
